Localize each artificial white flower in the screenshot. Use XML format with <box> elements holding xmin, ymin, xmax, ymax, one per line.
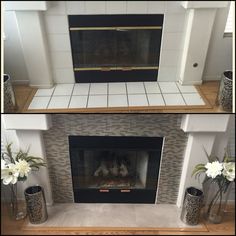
<box><xmin>205</xmin><ymin>161</ymin><xmax>223</xmax><ymax>179</ymax></box>
<box><xmin>1</xmin><ymin>163</ymin><xmax>19</xmax><ymax>185</ymax></box>
<box><xmin>222</xmin><ymin>162</ymin><xmax>235</xmax><ymax>181</ymax></box>
<box><xmin>15</xmin><ymin>159</ymin><xmax>31</xmax><ymax>178</ymax></box>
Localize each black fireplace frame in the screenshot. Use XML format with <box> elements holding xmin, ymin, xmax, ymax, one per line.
<box><xmin>69</xmin><ymin>136</ymin><xmax>163</xmax><ymax>204</ymax></box>
<box><xmin>68</xmin><ymin>14</ymin><xmax>164</xmax><ymax>83</ymax></box>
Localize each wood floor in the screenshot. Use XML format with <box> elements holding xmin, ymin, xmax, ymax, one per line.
<box><xmin>11</xmin><ymin>81</ymin><xmax>228</xmax><ymax>113</ymax></box>
<box><xmin>1</xmin><ymin>203</ymin><xmax>235</xmax><ymax>235</ymax></box>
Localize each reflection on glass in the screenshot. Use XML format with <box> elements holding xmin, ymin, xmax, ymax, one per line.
<box><xmin>70</xmin><ymin>29</ymin><xmax>161</xmax><ymax>68</ymax></box>
<box><xmin>73</xmin><ymin>150</ymin><xmax>152</xmax><ymax>190</ymax></box>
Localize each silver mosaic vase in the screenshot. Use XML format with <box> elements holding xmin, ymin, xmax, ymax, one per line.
<box><xmin>218</xmin><ymin>71</ymin><xmax>232</xmax><ymax>111</ymax></box>
<box><xmin>24</xmin><ymin>186</ymin><xmax>48</xmax><ymax>224</ymax></box>
<box><xmin>4</xmin><ymin>74</ymin><xmax>17</xmax><ymax>113</ymax></box>
<box><xmin>180</xmin><ymin>187</ymin><xmax>203</xmax><ymax>225</ymax></box>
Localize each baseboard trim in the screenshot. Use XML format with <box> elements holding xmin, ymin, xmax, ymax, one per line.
<box><xmin>12</xmin><ymin>80</ymin><xmax>30</xmax><ymax>85</ymax></box>
<box><xmin>29</xmin><ymin>84</ymin><xmax>54</xmax><ymax>89</ymax></box>
<box><xmin>203</xmin><ymin>75</ymin><xmax>221</xmax><ymax>81</ymax></box>
<box><xmin>178</xmin><ymin>79</ymin><xmax>203</xmax><ymax>85</ymax></box>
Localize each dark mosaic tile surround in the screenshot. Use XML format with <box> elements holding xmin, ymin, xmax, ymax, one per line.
<box><xmin>43</xmin><ymin>114</ymin><xmax>187</xmax><ymax>204</ymax></box>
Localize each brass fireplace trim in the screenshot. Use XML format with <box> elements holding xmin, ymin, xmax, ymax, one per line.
<box><xmin>70</xmin><ymin>26</ymin><xmax>162</xmax><ymax>31</ymax></box>
<box><xmin>74</xmin><ymin>66</ymin><xmax>159</xmax><ymax>71</ymax></box>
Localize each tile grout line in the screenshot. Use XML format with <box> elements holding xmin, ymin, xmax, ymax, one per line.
<box><xmin>143</xmin><ymin>82</ymin><xmax>150</xmax><ymax>106</ymax></box>
<box><xmin>46</xmin><ymin>85</ymin><xmax>57</xmax><ymax>109</ymax></box>
<box><xmin>67</xmin><ymin>83</ymin><xmax>76</xmax><ymax>109</ymax></box>
<box><xmin>158</xmin><ymin>82</ymin><xmax>167</xmax><ymax>106</ymax></box>
<box><xmin>175</xmin><ymin>82</ymin><xmax>187</xmax><ymax>106</ymax></box>
<box><xmin>125</xmin><ymin>82</ymin><xmax>129</xmax><ymax>107</ymax></box>
<box><xmin>86</xmin><ymin>83</ymin><xmax>91</xmax><ymax>108</ymax></box>
<box><xmin>107</xmin><ymin>83</ymin><xmax>109</xmax><ymax>108</ymax></box>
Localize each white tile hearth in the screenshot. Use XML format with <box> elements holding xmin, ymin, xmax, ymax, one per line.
<box><xmin>87</xmin><ymin>95</ymin><xmax>107</xmax><ymax>108</ymax></box>
<box><xmin>147</xmin><ymin>94</ymin><xmax>165</xmax><ymax>106</ymax></box>
<box><xmin>25</xmin><ymin>204</ymin><xmax>205</xmax><ymax>229</ymax></box>
<box><xmin>109</xmin><ymin>94</ymin><xmax>128</xmax><ymax>107</ymax></box>
<box><xmin>28</xmin><ymin>96</ymin><xmax>51</xmax><ymax>109</ymax></box>
<box><xmin>28</xmin><ymin>82</ymin><xmax>206</xmax><ymax>110</ymax></box>
<box><xmin>90</xmin><ymin>83</ymin><xmax>108</xmax><ymax>95</ymax></box>
<box><xmin>159</xmin><ymin>82</ymin><xmax>180</xmax><ymax>93</ymax></box>
<box><xmin>35</xmin><ymin>87</ymin><xmax>55</xmax><ymax>97</ymax></box>
<box><xmin>109</xmin><ymin>83</ymin><xmax>127</xmax><ymax>95</ymax></box>
<box><xmin>73</xmin><ymin>83</ymin><xmax>90</xmax><ymax>96</ymax></box>
<box><xmin>144</xmin><ymin>82</ymin><xmax>161</xmax><ymax>94</ymax></box>
<box><xmin>127</xmin><ymin>82</ymin><xmax>146</xmax><ymax>94</ymax></box>
<box><xmin>48</xmin><ymin>96</ymin><xmax>71</xmax><ymax>109</ymax></box>
<box><xmin>53</xmin><ymin>84</ymin><xmax>74</xmax><ymax>96</ymax></box>
<box><xmin>128</xmin><ymin>94</ymin><xmax>148</xmax><ymax>106</ymax></box>
<box><xmin>69</xmin><ymin>96</ymin><xmax>88</xmax><ymax>109</ymax></box>
<box><xmin>177</xmin><ymin>83</ymin><xmax>198</xmax><ymax>93</ymax></box>
<box><xmin>162</xmin><ymin>93</ymin><xmax>186</xmax><ymax>106</ymax></box>
<box><xmin>182</xmin><ymin>93</ymin><xmax>205</xmax><ymax>106</ymax></box>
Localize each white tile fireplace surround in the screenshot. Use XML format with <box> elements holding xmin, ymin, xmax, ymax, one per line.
<box><xmin>2</xmin><ymin>114</ymin><xmax>233</xmax><ymax>207</ymax></box>
<box><xmin>5</xmin><ymin>1</ymin><xmax>229</xmax><ymax>87</ymax></box>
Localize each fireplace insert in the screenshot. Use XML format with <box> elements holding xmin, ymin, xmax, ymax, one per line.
<box><xmin>68</xmin><ymin>15</ymin><xmax>164</xmax><ymax>83</ymax></box>
<box><xmin>69</xmin><ymin>136</ymin><xmax>163</xmax><ymax>203</ymax></box>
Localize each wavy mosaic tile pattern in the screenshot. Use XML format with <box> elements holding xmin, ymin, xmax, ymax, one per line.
<box><xmin>42</xmin><ymin>114</ymin><xmax>187</xmax><ymax>204</ymax></box>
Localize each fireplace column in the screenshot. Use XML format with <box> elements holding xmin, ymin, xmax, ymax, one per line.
<box><xmin>178</xmin><ymin>1</ymin><xmax>229</xmax><ymax>85</ymax></box>
<box><xmin>4</xmin><ymin>2</ymin><xmax>54</xmax><ymax>88</ymax></box>
<box><xmin>2</xmin><ymin>114</ymin><xmax>53</xmax><ymax>205</ymax></box>
<box><xmin>177</xmin><ymin>114</ymin><xmax>232</xmax><ymax>207</ymax></box>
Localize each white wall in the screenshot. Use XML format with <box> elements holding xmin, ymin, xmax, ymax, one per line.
<box><xmin>203</xmin><ymin>3</ymin><xmax>233</xmax><ymax>80</ymax></box>
<box><xmin>212</xmin><ymin>115</ymin><xmax>235</xmax><ymax>201</ymax></box>
<box><xmin>3</xmin><ymin>10</ymin><xmax>29</xmax><ymax>84</ymax></box>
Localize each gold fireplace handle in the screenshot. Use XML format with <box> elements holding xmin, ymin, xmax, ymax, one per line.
<box><xmin>120</xmin><ymin>189</ymin><xmax>131</xmax><ymax>193</ymax></box>
<box><xmin>99</xmin><ymin>189</ymin><xmax>109</xmax><ymax>192</ymax></box>
<box><xmin>120</xmin><ymin>67</ymin><xmax>133</xmax><ymax>71</ymax></box>
<box><xmin>100</xmin><ymin>67</ymin><xmax>112</xmax><ymax>71</ymax></box>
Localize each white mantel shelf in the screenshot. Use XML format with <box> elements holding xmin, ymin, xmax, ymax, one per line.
<box><xmin>2</xmin><ymin>114</ymin><xmax>52</xmax><ymax>130</ymax></box>
<box><xmin>181</xmin><ymin>114</ymin><xmax>231</xmax><ymax>133</ymax></box>
<box><xmin>181</xmin><ymin>1</ymin><xmax>229</xmax><ymax>9</ymax></box>
<box><xmin>4</xmin><ymin>1</ymin><xmax>48</xmax><ymax>11</ymax></box>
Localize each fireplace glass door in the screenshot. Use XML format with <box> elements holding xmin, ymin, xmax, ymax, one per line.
<box><xmin>69</xmin><ymin>14</ymin><xmax>164</xmax><ymax>82</ymax></box>
<box><xmin>72</xmin><ymin>149</ymin><xmax>156</xmax><ymax>190</ymax></box>
<box><xmin>71</xmin><ymin>28</ymin><xmax>161</xmax><ymax>69</ymax></box>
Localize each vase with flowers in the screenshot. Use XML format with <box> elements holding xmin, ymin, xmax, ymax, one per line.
<box><xmin>1</xmin><ymin>143</ymin><xmax>46</xmax><ymax>220</ymax></box>
<box><xmin>192</xmin><ymin>149</ymin><xmax>235</xmax><ymax>224</ymax></box>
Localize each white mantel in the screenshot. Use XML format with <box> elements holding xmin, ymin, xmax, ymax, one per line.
<box><xmin>177</xmin><ymin>114</ymin><xmax>233</xmax><ymax>207</ymax></box>
<box><xmin>4</xmin><ymin>1</ymin><xmax>230</xmax><ymax>87</ymax></box>
<box><xmin>178</xmin><ymin>1</ymin><xmax>230</xmax><ymax>85</ymax></box>
<box><xmin>181</xmin><ymin>1</ymin><xmax>228</xmax><ymax>9</ymax></box>
<box><xmin>4</xmin><ymin>1</ymin><xmax>48</xmax><ymax>11</ymax></box>
<box><xmin>2</xmin><ymin>114</ymin><xmax>53</xmax><ymax>205</ymax></box>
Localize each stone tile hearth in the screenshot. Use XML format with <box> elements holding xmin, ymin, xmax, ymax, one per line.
<box><xmin>28</xmin><ymin>82</ymin><xmax>206</xmax><ymax>110</ymax></box>
<box><xmin>25</xmin><ymin>203</ymin><xmax>206</xmax><ymax>229</ymax></box>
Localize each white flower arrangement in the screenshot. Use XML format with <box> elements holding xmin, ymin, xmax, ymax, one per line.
<box><xmin>1</xmin><ymin>143</ymin><xmax>46</xmax><ymax>185</ymax></box>
<box><xmin>192</xmin><ymin>148</ymin><xmax>235</xmax><ymax>221</ymax></box>
<box><xmin>192</xmin><ymin>149</ymin><xmax>235</xmax><ymax>183</ymax></box>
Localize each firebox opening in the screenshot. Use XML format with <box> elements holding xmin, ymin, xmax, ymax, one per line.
<box><xmin>69</xmin><ymin>136</ymin><xmax>163</xmax><ymax>203</ymax></box>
